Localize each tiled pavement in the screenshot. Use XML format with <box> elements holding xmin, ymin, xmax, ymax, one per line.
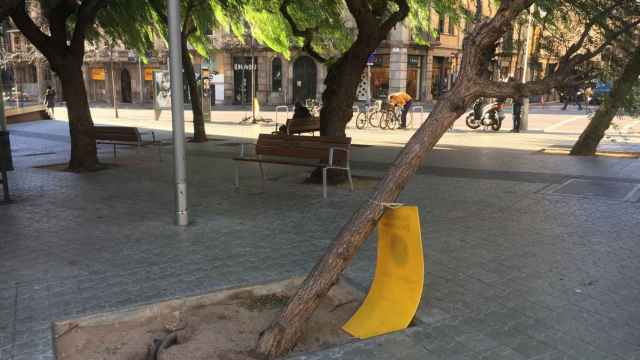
<box><xmin>1</xmin><ymin>120</ymin><xmax>640</xmax><ymax>359</ymax></box>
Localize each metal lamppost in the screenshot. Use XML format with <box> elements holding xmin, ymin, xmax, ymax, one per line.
<box><xmin>250</xmin><ymin>34</ymin><xmax>256</xmax><ymax>123</ymax></box>
<box><xmin>110</xmin><ymin>46</ymin><xmax>119</xmax><ymax>118</ymax></box>
<box><xmin>168</xmin><ymin>0</ymin><xmax>189</xmax><ymax>226</ymax></box>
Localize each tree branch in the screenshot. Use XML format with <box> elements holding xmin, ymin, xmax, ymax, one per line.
<box><xmin>279</xmin><ymin>0</ymin><xmax>327</xmax><ymax>63</ymax></box>
<box><xmin>8</xmin><ymin>0</ymin><xmax>54</xmax><ymax>59</ymax></box>
<box><xmin>380</xmin><ymin>0</ymin><xmax>409</xmax><ymax>35</ymax></box>
<box><xmin>70</xmin><ymin>0</ymin><xmax>110</xmax><ymax>58</ymax></box>
<box><xmin>559</xmin><ymin>0</ymin><xmax>627</xmax><ymax>65</ymax></box>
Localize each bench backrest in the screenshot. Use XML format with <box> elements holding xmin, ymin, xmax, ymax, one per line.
<box><xmin>95</xmin><ymin>126</ymin><xmax>141</xmax><ymax>143</ymax></box>
<box><xmin>256</xmin><ymin>134</ymin><xmax>351</xmax><ymax>162</ymax></box>
<box><xmin>286</xmin><ymin>117</ymin><xmax>320</xmax><ymax>135</ymax></box>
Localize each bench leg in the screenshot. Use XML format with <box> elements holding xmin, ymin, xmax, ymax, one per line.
<box><xmin>258</xmin><ymin>162</ymin><xmax>266</xmax><ymax>191</ymax></box>
<box><xmin>322</xmin><ymin>167</ymin><xmax>328</xmax><ymax>199</ymax></box>
<box><xmin>347</xmin><ymin>167</ymin><xmax>354</xmax><ymax>192</ymax></box>
<box><xmin>1</xmin><ymin>171</ymin><xmax>9</xmax><ymax>202</ymax></box>
<box><xmin>234</xmin><ymin>163</ymin><xmax>240</xmax><ymax>188</ymax></box>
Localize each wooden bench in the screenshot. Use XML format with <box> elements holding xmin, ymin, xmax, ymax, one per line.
<box><xmin>95</xmin><ymin>126</ymin><xmax>156</xmax><ymax>159</ymax></box>
<box><xmin>233</xmin><ymin>134</ymin><xmax>353</xmax><ymax>198</ymax></box>
<box><xmin>286</xmin><ymin>116</ymin><xmax>320</xmax><ymax>135</ymax></box>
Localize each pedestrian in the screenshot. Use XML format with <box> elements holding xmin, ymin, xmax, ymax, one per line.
<box><xmin>278</xmin><ymin>102</ymin><xmax>312</xmax><ymax>135</ymax></box>
<box><xmin>388</xmin><ymin>91</ymin><xmax>413</xmax><ymax>129</ymax></box>
<box><xmin>585</xmin><ymin>86</ymin><xmax>593</xmax><ymax>113</ymax></box>
<box><xmin>512</xmin><ymin>96</ymin><xmax>523</xmax><ymax>133</ymax></box>
<box><xmin>562</xmin><ymin>85</ymin><xmax>582</xmax><ymax>111</ymax></box>
<box><xmin>44</xmin><ymin>86</ymin><xmax>56</xmax><ymax>117</ymax></box>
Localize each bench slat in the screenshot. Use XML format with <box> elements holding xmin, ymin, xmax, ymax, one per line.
<box><xmin>254</xmin><ymin>134</ymin><xmax>350</xmax><ymax>163</ymax></box>
<box><xmin>95</xmin><ymin>126</ymin><xmax>141</xmax><ymax>143</ymax></box>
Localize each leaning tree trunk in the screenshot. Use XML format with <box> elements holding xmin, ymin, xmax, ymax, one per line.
<box><xmin>255</xmin><ymin>0</ymin><xmax>539</xmax><ymax>355</ymax></box>
<box><xmin>181</xmin><ymin>37</ymin><xmax>207</xmax><ymax>143</ymax></box>
<box><xmin>58</xmin><ymin>64</ymin><xmax>99</xmax><ymax>171</ymax></box>
<box><xmin>255</xmin><ymin>80</ymin><xmax>470</xmax><ymax>359</ymax></box>
<box><xmin>570</xmin><ymin>46</ymin><xmax>640</xmax><ymax>155</ymax></box>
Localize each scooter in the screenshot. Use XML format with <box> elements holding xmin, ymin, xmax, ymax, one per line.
<box><xmin>465</xmin><ymin>99</ymin><xmax>505</xmax><ymax>131</ymax></box>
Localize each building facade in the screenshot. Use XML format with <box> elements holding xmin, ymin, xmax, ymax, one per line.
<box><xmin>2</xmin><ymin>12</ymin><xmax>468</xmax><ymax>107</ymax></box>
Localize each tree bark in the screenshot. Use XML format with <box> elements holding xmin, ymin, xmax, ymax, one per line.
<box><xmin>181</xmin><ymin>36</ymin><xmax>207</xmax><ymax>143</ymax></box>
<box><xmin>319</xmin><ymin>47</ymin><xmax>371</xmax><ymax>137</ymax></box>
<box><xmin>570</xmin><ymin>46</ymin><xmax>640</xmax><ymax>156</ymax></box>
<box><xmin>255</xmin><ymin>1</ymin><xmax>541</xmax><ymax>357</ymax></box>
<box><xmin>58</xmin><ymin>64</ymin><xmax>99</xmax><ymax>171</ymax></box>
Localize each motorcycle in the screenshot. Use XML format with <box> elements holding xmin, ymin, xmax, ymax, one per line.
<box><xmin>465</xmin><ymin>99</ymin><xmax>505</xmax><ymax>131</ymax></box>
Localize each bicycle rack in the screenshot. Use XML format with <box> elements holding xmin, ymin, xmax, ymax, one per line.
<box><xmin>410</xmin><ymin>106</ymin><xmax>424</xmax><ymax>129</ymax></box>
<box><xmin>275</xmin><ymin>105</ymin><xmax>290</xmax><ymax>131</ymax></box>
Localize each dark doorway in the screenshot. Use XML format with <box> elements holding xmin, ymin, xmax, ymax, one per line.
<box><xmin>293</xmin><ymin>56</ymin><xmax>317</xmax><ymax>104</ymax></box>
<box><xmin>120</xmin><ymin>69</ymin><xmax>132</xmax><ymax>103</ymax></box>
<box><xmin>233</xmin><ymin>56</ymin><xmax>257</xmax><ymax>105</ymax></box>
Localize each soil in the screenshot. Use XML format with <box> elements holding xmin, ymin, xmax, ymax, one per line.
<box><xmin>55</xmin><ymin>280</ymin><xmax>360</xmax><ymax>360</ymax></box>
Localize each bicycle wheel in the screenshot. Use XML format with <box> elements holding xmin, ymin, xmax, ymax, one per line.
<box><xmin>369</xmin><ymin>111</ymin><xmax>381</xmax><ymax>128</ymax></box>
<box><xmin>380</xmin><ymin>112</ymin><xmax>389</xmax><ymax>129</ymax></box>
<box><xmin>388</xmin><ymin>111</ymin><xmax>400</xmax><ymax>130</ymax></box>
<box><xmin>355</xmin><ymin>112</ymin><xmax>367</xmax><ymax>129</ymax></box>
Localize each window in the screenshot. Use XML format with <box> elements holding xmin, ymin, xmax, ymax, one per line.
<box><xmin>437</xmin><ymin>13</ymin><xmax>445</xmax><ymax>33</ymax></box>
<box><xmin>271</xmin><ymin>57</ymin><xmax>282</xmax><ymax>92</ymax></box>
<box><xmin>448</xmin><ymin>17</ymin><xmax>455</xmax><ymax>35</ymax></box>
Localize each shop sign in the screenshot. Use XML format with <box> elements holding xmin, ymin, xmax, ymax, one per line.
<box><xmin>91</xmin><ymin>68</ymin><xmax>106</xmax><ymax>81</ymax></box>
<box><xmin>144</xmin><ymin>68</ymin><xmax>156</xmax><ymax>81</ymax></box>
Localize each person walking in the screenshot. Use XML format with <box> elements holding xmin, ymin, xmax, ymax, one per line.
<box><xmin>512</xmin><ymin>96</ymin><xmax>523</xmax><ymax>133</ymax></box>
<box><xmin>388</xmin><ymin>91</ymin><xmax>413</xmax><ymax>129</ymax></box>
<box><xmin>562</xmin><ymin>85</ymin><xmax>582</xmax><ymax>111</ymax></box>
<box><xmin>584</xmin><ymin>86</ymin><xmax>593</xmax><ymax>113</ymax></box>
<box><xmin>44</xmin><ymin>86</ymin><xmax>56</xmax><ymax>117</ymax></box>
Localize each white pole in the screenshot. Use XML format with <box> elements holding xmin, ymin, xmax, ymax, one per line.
<box><xmin>168</xmin><ymin>0</ymin><xmax>189</xmax><ymax>226</ymax></box>
<box><xmin>251</xmin><ymin>35</ymin><xmax>256</xmax><ymax>123</ymax></box>
<box><xmin>111</xmin><ymin>49</ymin><xmax>119</xmax><ymax>118</ymax></box>
<box><xmin>521</xmin><ymin>6</ymin><xmax>534</xmax><ymax>131</ymax></box>
<box><xmin>138</xmin><ymin>56</ymin><xmax>144</xmax><ymax>104</ymax></box>
<box><xmin>0</xmin><ymin>81</ymin><xmax>6</xmax><ymax>132</ymax></box>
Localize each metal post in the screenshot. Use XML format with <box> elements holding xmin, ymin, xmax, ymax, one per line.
<box><xmin>520</xmin><ymin>5</ymin><xmax>534</xmax><ymax>131</ymax></box>
<box><xmin>110</xmin><ymin>49</ymin><xmax>119</xmax><ymax>118</ymax></box>
<box><xmin>251</xmin><ymin>36</ymin><xmax>256</xmax><ymax>123</ymax></box>
<box><xmin>367</xmin><ymin>64</ymin><xmax>372</xmax><ymax>108</ymax></box>
<box><xmin>0</xmin><ymin>80</ymin><xmax>10</xmax><ymax>202</ymax></box>
<box><xmin>138</xmin><ymin>56</ymin><xmax>144</xmax><ymax>104</ymax></box>
<box><xmin>0</xmin><ymin>81</ymin><xmax>6</xmax><ymax>132</ymax></box>
<box><xmin>168</xmin><ymin>0</ymin><xmax>189</xmax><ymax>226</ymax></box>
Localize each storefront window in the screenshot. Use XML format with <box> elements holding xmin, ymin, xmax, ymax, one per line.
<box><xmin>407</xmin><ymin>55</ymin><xmax>423</xmax><ymax>100</ymax></box>
<box><xmin>272</xmin><ymin>57</ymin><xmax>282</xmax><ymax>92</ymax></box>
<box><xmin>370</xmin><ymin>54</ymin><xmax>389</xmax><ymax>99</ymax></box>
<box><xmin>431</xmin><ymin>56</ymin><xmax>449</xmax><ymax>99</ymax></box>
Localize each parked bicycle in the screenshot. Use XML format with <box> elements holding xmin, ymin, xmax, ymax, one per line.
<box><xmin>379</xmin><ymin>103</ymin><xmax>402</xmax><ymax>130</ymax></box>
<box><xmin>355</xmin><ymin>100</ymin><xmax>383</xmax><ymax>129</ymax></box>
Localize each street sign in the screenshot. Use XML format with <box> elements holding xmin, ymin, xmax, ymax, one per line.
<box><xmin>367</xmin><ymin>54</ymin><xmax>376</xmax><ymax>66</ymax></box>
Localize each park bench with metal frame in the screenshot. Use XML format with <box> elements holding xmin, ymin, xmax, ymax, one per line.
<box><xmin>233</xmin><ymin>134</ymin><xmax>354</xmax><ymax>198</ymax></box>
<box><xmin>95</xmin><ymin>126</ymin><xmax>156</xmax><ymax>159</ymax></box>
<box><xmin>285</xmin><ymin>117</ymin><xmax>321</xmax><ymax>135</ymax></box>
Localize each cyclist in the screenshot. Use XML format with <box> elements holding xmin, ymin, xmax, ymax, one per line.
<box><xmin>388</xmin><ymin>91</ymin><xmax>413</xmax><ymax>129</ymax></box>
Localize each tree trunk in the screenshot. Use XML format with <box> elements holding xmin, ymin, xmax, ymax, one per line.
<box><xmin>58</xmin><ymin>64</ymin><xmax>99</xmax><ymax>171</ymax></box>
<box><xmin>570</xmin><ymin>46</ymin><xmax>640</xmax><ymax>155</ymax></box>
<box><xmin>255</xmin><ymin>84</ymin><xmax>468</xmax><ymax>359</ymax></box>
<box><xmin>319</xmin><ymin>52</ymin><xmax>370</xmax><ymax>137</ymax></box>
<box><xmin>181</xmin><ymin>37</ymin><xmax>207</xmax><ymax>143</ymax></box>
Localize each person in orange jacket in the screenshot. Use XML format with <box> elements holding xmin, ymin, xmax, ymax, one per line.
<box><xmin>388</xmin><ymin>91</ymin><xmax>413</xmax><ymax>129</ymax></box>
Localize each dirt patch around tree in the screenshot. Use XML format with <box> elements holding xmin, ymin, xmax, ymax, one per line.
<box><xmin>54</xmin><ymin>278</ymin><xmax>362</xmax><ymax>360</ymax></box>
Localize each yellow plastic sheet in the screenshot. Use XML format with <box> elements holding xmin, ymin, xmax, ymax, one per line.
<box><xmin>342</xmin><ymin>205</ymin><xmax>424</xmax><ymax>339</ymax></box>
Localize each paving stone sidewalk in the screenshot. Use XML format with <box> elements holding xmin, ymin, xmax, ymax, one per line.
<box><xmin>1</xmin><ymin>120</ymin><xmax>640</xmax><ymax>360</ymax></box>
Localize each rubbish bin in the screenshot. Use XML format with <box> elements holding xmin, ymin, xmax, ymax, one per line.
<box><xmin>0</xmin><ymin>131</ymin><xmax>13</xmax><ymax>172</ymax></box>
